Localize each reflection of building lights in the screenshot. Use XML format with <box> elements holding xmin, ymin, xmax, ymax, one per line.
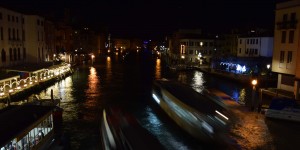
<box><xmin>0</xmin><ymin>92</ymin><xmax>4</xmax><ymax>96</ymax></box>
<box><xmin>181</xmin><ymin>55</ymin><xmax>185</xmax><ymax>59</ymax></box>
<box><xmin>267</xmin><ymin>64</ymin><xmax>270</xmax><ymax>69</ymax></box>
<box><xmin>9</xmin><ymin>89</ymin><xmax>13</xmax><ymax>93</ymax></box>
<box><xmin>24</xmin><ymin>84</ymin><xmax>27</xmax><ymax>87</ymax></box>
<box><xmin>30</xmin><ymin>82</ymin><xmax>33</xmax><ymax>84</ymax></box>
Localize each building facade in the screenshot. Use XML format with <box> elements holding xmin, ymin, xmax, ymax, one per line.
<box><xmin>272</xmin><ymin>0</ymin><xmax>300</xmax><ymax>99</ymax></box>
<box><xmin>168</xmin><ymin>29</ymin><xmax>216</xmax><ymax>65</ymax></box>
<box><xmin>24</xmin><ymin>15</ymin><xmax>47</xmax><ymax>63</ymax></box>
<box><xmin>0</xmin><ymin>7</ymin><xmax>49</xmax><ymax>66</ymax></box>
<box><xmin>0</xmin><ymin>7</ymin><xmax>26</xmax><ymax>67</ymax></box>
<box><xmin>237</xmin><ymin>37</ymin><xmax>273</xmax><ymax>57</ymax></box>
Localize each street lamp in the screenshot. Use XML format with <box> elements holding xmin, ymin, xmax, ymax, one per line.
<box><xmin>251</xmin><ymin>79</ymin><xmax>257</xmax><ymax>111</ymax></box>
<box><xmin>91</xmin><ymin>54</ymin><xmax>95</xmax><ymax>65</ymax></box>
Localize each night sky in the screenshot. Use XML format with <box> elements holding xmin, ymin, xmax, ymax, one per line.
<box><xmin>1</xmin><ymin>0</ymin><xmax>284</xmax><ymax>39</ymax></box>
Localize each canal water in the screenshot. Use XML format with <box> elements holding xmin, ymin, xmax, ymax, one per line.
<box><xmin>36</xmin><ymin>54</ymin><xmax>254</xmax><ymax>150</ymax></box>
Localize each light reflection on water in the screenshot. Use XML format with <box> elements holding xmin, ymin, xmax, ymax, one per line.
<box><xmin>140</xmin><ymin>106</ymin><xmax>192</xmax><ymax>150</ymax></box>
<box><xmin>155</xmin><ymin>58</ymin><xmax>161</xmax><ymax>79</ymax></box>
<box><xmin>33</xmin><ymin>56</ymin><xmax>252</xmax><ymax>150</ymax></box>
<box><xmin>191</xmin><ymin>71</ymin><xmax>205</xmax><ymax>93</ymax></box>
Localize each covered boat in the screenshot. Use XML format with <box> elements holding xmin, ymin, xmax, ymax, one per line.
<box><xmin>265</xmin><ymin>97</ymin><xmax>300</xmax><ymax>122</ymax></box>
<box><xmin>152</xmin><ymin>78</ymin><xmax>232</xmax><ymax>144</ymax></box>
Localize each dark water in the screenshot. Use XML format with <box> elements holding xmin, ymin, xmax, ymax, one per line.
<box><xmin>37</xmin><ymin>54</ymin><xmax>253</xmax><ymax>150</ymax></box>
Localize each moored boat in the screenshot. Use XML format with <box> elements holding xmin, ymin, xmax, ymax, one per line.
<box><xmin>265</xmin><ymin>97</ymin><xmax>300</xmax><ymax>122</ymax></box>
<box><xmin>0</xmin><ymin>105</ymin><xmax>60</xmax><ymax>150</ymax></box>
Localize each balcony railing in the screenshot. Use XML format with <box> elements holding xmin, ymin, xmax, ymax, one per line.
<box><xmin>277</xmin><ymin>20</ymin><xmax>298</xmax><ymax>30</ymax></box>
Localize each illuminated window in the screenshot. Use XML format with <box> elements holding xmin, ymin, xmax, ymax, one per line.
<box><xmin>280</xmin><ymin>51</ymin><xmax>285</xmax><ymax>63</ymax></box>
<box><xmin>287</xmin><ymin>51</ymin><xmax>292</xmax><ymax>63</ymax></box>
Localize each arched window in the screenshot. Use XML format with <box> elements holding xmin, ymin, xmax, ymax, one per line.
<box><xmin>1</xmin><ymin>49</ymin><xmax>6</xmax><ymax>62</ymax></box>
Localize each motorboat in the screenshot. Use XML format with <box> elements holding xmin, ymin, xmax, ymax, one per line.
<box><xmin>152</xmin><ymin>78</ymin><xmax>232</xmax><ymax>144</ymax></box>
<box><xmin>265</xmin><ymin>97</ymin><xmax>300</xmax><ymax>122</ymax></box>
<box><xmin>100</xmin><ymin>106</ymin><xmax>165</xmax><ymax>150</ymax></box>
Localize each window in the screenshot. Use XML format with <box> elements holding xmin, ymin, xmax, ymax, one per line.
<box><xmin>189</xmin><ymin>50</ymin><xmax>193</xmax><ymax>54</ymax></box>
<box><xmin>12</xmin><ymin>16</ymin><xmax>14</xmax><ymax>22</ymax></box>
<box><xmin>16</xmin><ymin>17</ymin><xmax>18</xmax><ymax>23</ymax></box>
<box><xmin>0</xmin><ymin>27</ymin><xmax>3</xmax><ymax>40</ymax></box>
<box><xmin>256</xmin><ymin>39</ymin><xmax>258</xmax><ymax>44</ymax></box>
<box><xmin>291</xmin><ymin>13</ymin><xmax>296</xmax><ymax>21</ymax></box>
<box><xmin>13</xmin><ymin>29</ymin><xmax>15</xmax><ymax>40</ymax></box>
<box><xmin>240</xmin><ymin>39</ymin><xmax>242</xmax><ymax>44</ymax></box>
<box><xmin>247</xmin><ymin>39</ymin><xmax>249</xmax><ymax>44</ymax></box>
<box><xmin>7</xmin><ymin>15</ymin><xmax>10</xmax><ymax>21</ymax></box>
<box><xmin>38</xmin><ymin>47</ymin><xmax>40</xmax><ymax>60</ymax></box>
<box><xmin>37</xmin><ymin>19</ymin><xmax>40</xmax><ymax>25</ymax></box>
<box><xmin>287</xmin><ymin>51</ymin><xmax>292</xmax><ymax>63</ymax></box>
<box><xmin>8</xmin><ymin>28</ymin><xmax>11</xmax><ymax>40</ymax></box>
<box><xmin>281</xmin><ymin>31</ymin><xmax>286</xmax><ymax>43</ymax></box>
<box><xmin>13</xmin><ymin>48</ymin><xmax>17</xmax><ymax>61</ymax></box>
<box><xmin>239</xmin><ymin>48</ymin><xmax>241</xmax><ymax>53</ymax></box>
<box><xmin>246</xmin><ymin>48</ymin><xmax>249</xmax><ymax>54</ymax></box>
<box><xmin>1</xmin><ymin>49</ymin><xmax>6</xmax><ymax>62</ymax></box>
<box><xmin>0</xmin><ymin>12</ymin><xmax>2</xmax><ymax>20</ymax></box>
<box><xmin>9</xmin><ymin>48</ymin><xmax>12</xmax><ymax>61</ymax></box>
<box><xmin>22</xmin><ymin>30</ymin><xmax>25</xmax><ymax>41</ymax></box>
<box><xmin>189</xmin><ymin>42</ymin><xmax>194</xmax><ymax>46</ymax></box>
<box><xmin>22</xmin><ymin>17</ymin><xmax>24</xmax><ymax>24</ymax></box>
<box><xmin>18</xmin><ymin>48</ymin><xmax>20</xmax><ymax>60</ymax></box>
<box><xmin>23</xmin><ymin>48</ymin><xmax>26</xmax><ymax>59</ymax></box>
<box><xmin>17</xmin><ymin>29</ymin><xmax>19</xmax><ymax>40</ymax></box>
<box><xmin>283</xmin><ymin>14</ymin><xmax>288</xmax><ymax>22</ymax></box>
<box><xmin>255</xmin><ymin>49</ymin><xmax>258</xmax><ymax>55</ymax></box>
<box><xmin>280</xmin><ymin>51</ymin><xmax>285</xmax><ymax>63</ymax></box>
<box><xmin>289</xmin><ymin>31</ymin><xmax>294</xmax><ymax>43</ymax></box>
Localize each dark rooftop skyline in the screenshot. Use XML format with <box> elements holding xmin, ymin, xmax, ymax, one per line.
<box><xmin>1</xmin><ymin>0</ymin><xmax>285</xmax><ymax>40</ymax></box>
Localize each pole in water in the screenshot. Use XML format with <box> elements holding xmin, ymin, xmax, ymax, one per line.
<box><xmin>51</xmin><ymin>89</ymin><xmax>53</xmax><ymax>101</ymax></box>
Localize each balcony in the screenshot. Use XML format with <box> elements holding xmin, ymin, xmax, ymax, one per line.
<box><xmin>277</xmin><ymin>20</ymin><xmax>298</xmax><ymax>30</ymax></box>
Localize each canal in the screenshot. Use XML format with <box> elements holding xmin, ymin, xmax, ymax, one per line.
<box><xmin>36</xmin><ymin>54</ymin><xmax>254</xmax><ymax>150</ymax></box>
